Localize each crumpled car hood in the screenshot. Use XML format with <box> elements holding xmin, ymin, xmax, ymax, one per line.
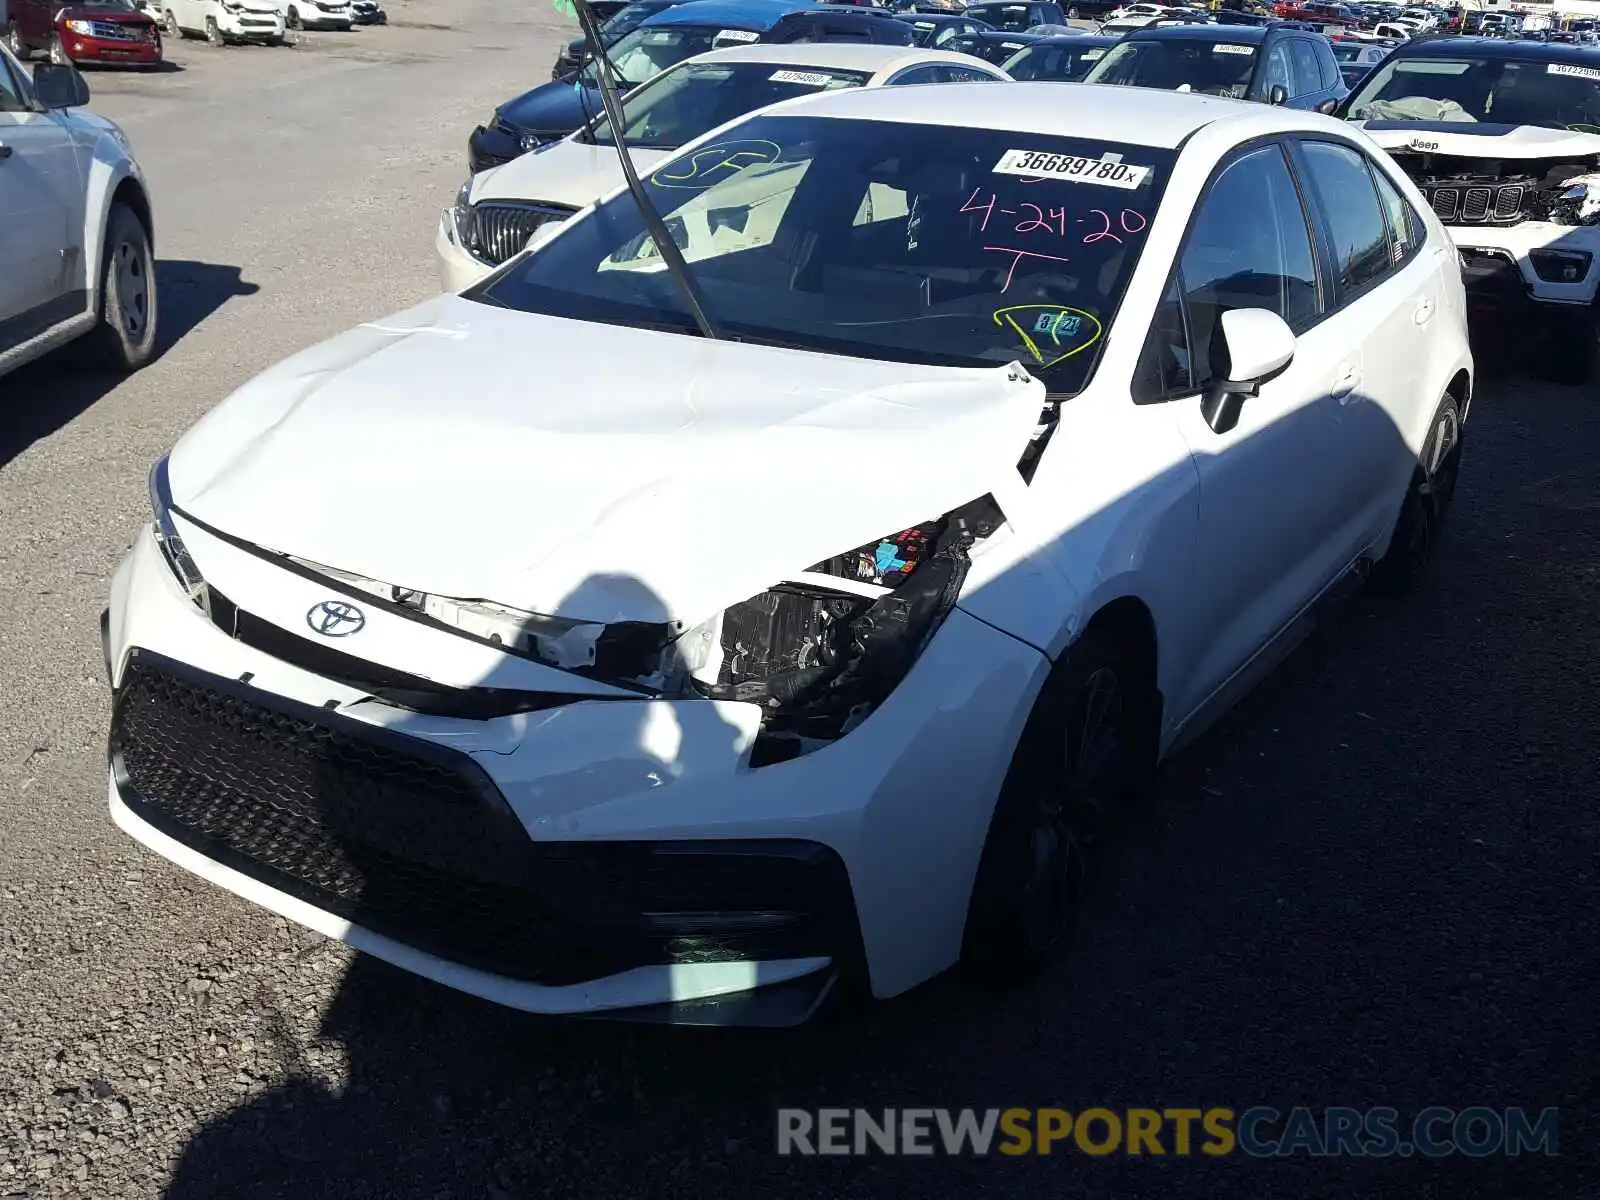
<box><xmin>168</xmin><ymin>295</ymin><xmax>1044</xmax><ymax>626</ymax></box>
<box><xmin>1354</xmin><ymin>120</ymin><xmax>1600</xmax><ymax>160</ymax></box>
<box><xmin>471</xmin><ymin>141</ymin><xmax>662</xmax><ymax>209</ymax></box>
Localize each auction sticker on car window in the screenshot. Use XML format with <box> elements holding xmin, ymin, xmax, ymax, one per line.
<box><xmin>1549</xmin><ymin>62</ymin><xmax>1600</xmax><ymax>80</ymax></box>
<box><xmin>716</xmin><ymin>27</ymin><xmax>759</xmax><ymax>41</ymax></box>
<box><xmin>769</xmin><ymin>69</ymin><xmax>835</xmax><ymax>86</ymax></box>
<box><xmin>993</xmin><ymin>148</ymin><xmax>1152</xmax><ymax>189</ymax></box>
<box><xmin>1213</xmin><ymin>42</ymin><xmax>1254</xmax><ymax>54</ymax></box>
<box><xmin>1082</xmin><ymin>47</ymin><xmax>1105</xmax><ymax>58</ymax></box>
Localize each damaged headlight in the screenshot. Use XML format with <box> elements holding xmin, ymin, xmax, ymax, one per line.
<box><xmin>148</xmin><ymin>455</ymin><xmax>205</xmax><ymax>600</ymax></box>
<box><xmin>677</xmin><ymin>498</ymin><xmax>1002</xmax><ymax>765</ymax></box>
<box><xmin>451</xmin><ymin>179</ymin><xmax>474</xmax><ymax>243</ymax></box>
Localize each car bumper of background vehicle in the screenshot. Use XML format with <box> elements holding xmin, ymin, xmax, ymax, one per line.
<box><xmin>436</xmin><ymin>208</ymin><xmax>495</xmax><ymax>292</ymax></box>
<box><xmin>60</xmin><ymin>35</ymin><xmax>163</xmax><ymax>64</ymax></box>
<box><xmin>218</xmin><ymin>12</ymin><xmax>287</xmax><ymax>37</ymax></box>
<box><xmin>106</xmin><ymin>524</ymin><xmax>1050</xmax><ymax>1007</ymax></box>
<box><xmin>468</xmin><ymin>125</ymin><xmax>522</xmax><ymax>174</ymax></box>
<box><xmin>296</xmin><ymin>7</ymin><xmax>353</xmax><ymax>27</ymax></box>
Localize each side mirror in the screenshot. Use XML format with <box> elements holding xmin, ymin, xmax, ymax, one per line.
<box><xmin>33</xmin><ymin>62</ymin><xmax>91</xmax><ymax>110</ymax></box>
<box><xmin>1316</xmin><ymin>96</ymin><xmax>1339</xmax><ymax>113</ymax></box>
<box><xmin>1267</xmin><ymin>82</ymin><xmax>1289</xmax><ymax>105</ymax></box>
<box><xmin>1199</xmin><ymin>308</ymin><xmax>1295</xmax><ymax>434</ymax></box>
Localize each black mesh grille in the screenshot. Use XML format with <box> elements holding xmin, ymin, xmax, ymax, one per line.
<box><xmin>110</xmin><ymin>652</ymin><xmax>860</xmax><ymax>984</ymax></box>
<box><xmin>468</xmin><ymin>203</ymin><xmax>577</xmax><ymax>265</ymax></box>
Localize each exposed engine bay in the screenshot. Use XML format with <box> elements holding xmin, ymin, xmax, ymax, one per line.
<box><xmin>1385</xmin><ymin>150</ymin><xmax>1600</xmax><ymax>226</ymax></box>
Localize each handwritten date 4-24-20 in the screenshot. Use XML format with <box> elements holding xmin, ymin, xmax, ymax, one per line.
<box><xmin>959</xmin><ymin>189</ymin><xmax>1149</xmax><ymax>246</ymax></box>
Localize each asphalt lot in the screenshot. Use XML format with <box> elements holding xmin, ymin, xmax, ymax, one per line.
<box><xmin>1</xmin><ymin>9</ymin><xmax>1598</xmax><ymax>1198</ymax></box>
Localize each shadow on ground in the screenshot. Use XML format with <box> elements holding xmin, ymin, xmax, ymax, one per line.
<box><xmin>0</xmin><ymin>260</ymin><xmax>257</xmax><ymax>469</ymax></box>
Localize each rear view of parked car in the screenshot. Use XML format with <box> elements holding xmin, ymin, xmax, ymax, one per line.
<box><xmin>6</xmin><ymin>0</ymin><xmax>163</xmax><ymax>68</ymax></box>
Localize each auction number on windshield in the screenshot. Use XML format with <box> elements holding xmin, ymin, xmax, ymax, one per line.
<box><xmin>993</xmin><ymin>149</ymin><xmax>1152</xmax><ymax>190</ymax></box>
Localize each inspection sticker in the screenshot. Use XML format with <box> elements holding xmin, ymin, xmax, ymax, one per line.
<box><xmin>1082</xmin><ymin>47</ymin><xmax>1106</xmax><ymax>59</ymax></box>
<box><xmin>770</xmin><ymin>69</ymin><xmax>835</xmax><ymax>86</ymax></box>
<box><xmin>716</xmin><ymin>27</ymin><xmax>759</xmax><ymax>41</ymax></box>
<box><xmin>1550</xmin><ymin>62</ymin><xmax>1600</xmax><ymax>80</ymax></box>
<box><xmin>993</xmin><ymin>149</ymin><xmax>1152</xmax><ymax>189</ymax></box>
<box><xmin>1213</xmin><ymin>42</ymin><xmax>1254</xmax><ymax>54</ymax></box>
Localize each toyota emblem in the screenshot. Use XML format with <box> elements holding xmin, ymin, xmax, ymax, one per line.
<box><xmin>307</xmin><ymin>600</ymin><xmax>366</xmax><ymax>637</ymax></box>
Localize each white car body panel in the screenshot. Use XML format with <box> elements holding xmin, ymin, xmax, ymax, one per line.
<box><xmin>286</xmin><ymin>0</ymin><xmax>351</xmax><ymax>27</ymax></box>
<box><xmin>166</xmin><ymin>0</ymin><xmax>285</xmax><ymax>40</ymax></box>
<box><xmin>1357</xmin><ymin>122</ymin><xmax>1600</xmax><ymax>303</ymax></box>
<box><xmin>0</xmin><ymin>46</ymin><xmax>151</xmax><ymax>380</ymax></box>
<box><xmin>108</xmin><ymin>85</ymin><xmax>1473</xmax><ymax>1015</ymax></box>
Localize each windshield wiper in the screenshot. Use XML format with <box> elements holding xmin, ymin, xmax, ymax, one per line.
<box><xmin>574</xmin><ymin>0</ymin><xmax>723</xmax><ymax>341</ymax></box>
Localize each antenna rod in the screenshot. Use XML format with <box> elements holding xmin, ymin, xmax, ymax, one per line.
<box><xmin>572</xmin><ymin>0</ymin><xmax>724</xmax><ymax>340</ymax></box>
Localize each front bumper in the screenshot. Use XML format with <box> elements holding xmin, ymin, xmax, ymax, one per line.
<box><xmin>295</xmin><ymin>5</ymin><xmax>353</xmax><ymax>26</ymax></box>
<box><xmin>435</xmin><ymin>207</ymin><xmax>495</xmax><ymax>293</ymax></box>
<box><xmin>59</xmin><ymin>31</ymin><xmax>163</xmax><ymax>63</ymax></box>
<box><xmin>1445</xmin><ymin>221</ymin><xmax>1600</xmax><ymax>309</ymax></box>
<box><xmin>105</xmin><ymin>521</ymin><xmax>1048</xmax><ymax>1020</ymax></box>
<box><xmin>218</xmin><ymin>10</ymin><xmax>287</xmax><ymax>37</ymax></box>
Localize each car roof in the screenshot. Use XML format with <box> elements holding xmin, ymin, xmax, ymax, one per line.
<box><xmin>898</xmin><ymin>10</ymin><xmax>980</xmax><ymax>20</ymax></box>
<box><xmin>690</xmin><ymin>41</ymin><xmax>991</xmax><ymax>70</ymax></box>
<box><xmin>1126</xmin><ymin>22</ymin><xmax>1270</xmax><ymax>41</ymax></box>
<box><xmin>761</xmin><ymin>78</ymin><xmax>1334</xmax><ymax>146</ymax></box>
<box><xmin>959</xmin><ymin>28</ymin><xmax>1046</xmax><ymax>41</ymax></box>
<box><xmin>1388</xmin><ymin>33</ymin><xmax>1600</xmax><ymax>63</ymax></box>
<box><xmin>1028</xmin><ymin>32</ymin><xmax>1119</xmax><ymax>45</ymax></box>
<box><xmin>640</xmin><ymin>0</ymin><xmax>814</xmax><ymax>30</ymax></box>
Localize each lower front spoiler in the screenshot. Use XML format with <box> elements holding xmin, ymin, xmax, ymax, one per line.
<box><xmin>110</xmin><ymin>779</ymin><xmax>840</xmax><ymax>1026</ymax></box>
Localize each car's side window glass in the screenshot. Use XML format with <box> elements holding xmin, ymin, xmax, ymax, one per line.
<box><xmin>943</xmin><ymin>66</ymin><xmax>1003</xmax><ymax>82</ymax></box>
<box><xmin>1135</xmin><ymin>275</ymin><xmax>1194</xmax><ymax>399</ymax></box>
<box><xmin>1171</xmin><ymin>144</ymin><xmax>1321</xmax><ymax>393</ymax></box>
<box><xmin>1317</xmin><ymin>42</ymin><xmax>1341</xmax><ymax>91</ymax></box>
<box><xmin>1368</xmin><ymin>160</ymin><xmax>1428</xmax><ymax>271</ymax></box>
<box><xmin>0</xmin><ymin>57</ymin><xmax>28</xmax><ymax>112</ymax></box>
<box><xmin>1299</xmin><ymin>140</ymin><xmax>1394</xmax><ymax>298</ymax></box>
<box><xmin>888</xmin><ymin>64</ymin><xmax>943</xmax><ymax>85</ymax></box>
<box><xmin>1287</xmin><ymin>39</ymin><xmax>1320</xmax><ymax>97</ymax></box>
<box><xmin>1261</xmin><ymin>41</ymin><xmax>1293</xmax><ymax>95</ymax></box>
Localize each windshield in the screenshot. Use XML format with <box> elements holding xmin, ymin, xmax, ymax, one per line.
<box><xmin>600</xmin><ymin>2</ymin><xmax>663</xmax><ymax>43</ymax></box>
<box><xmin>966</xmin><ymin>4</ymin><xmax>1036</xmax><ymax>31</ymax></box>
<box><xmin>907</xmin><ymin>19</ymin><xmax>961</xmax><ymax>46</ymax></box>
<box><xmin>1004</xmin><ymin>41</ymin><xmax>1110</xmax><ymax>79</ymax></box>
<box><xmin>75</xmin><ymin>0</ymin><xmax>141</xmax><ymax>9</ymax></box>
<box><xmin>1084</xmin><ymin>39</ymin><xmax>1258</xmax><ymax>96</ymax></box>
<box><xmin>584</xmin><ymin>24</ymin><xmax>756</xmax><ymax>87</ymax></box>
<box><xmin>474</xmin><ymin>115</ymin><xmax>1173</xmax><ymax>395</ymax></box>
<box><xmin>586</xmin><ymin>61</ymin><xmax>870</xmax><ymax>149</ymax></box>
<box><xmin>1332</xmin><ymin>41</ymin><xmax>1369</xmax><ymax>60</ymax></box>
<box><xmin>1346</xmin><ymin>55</ymin><xmax>1600</xmax><ymax>129</ymax></box>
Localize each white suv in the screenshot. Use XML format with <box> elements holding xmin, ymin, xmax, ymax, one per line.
<box><xmin>0</xmin><ymin>52</ymin><xmax>158</xmax><ymax>381</ymax></box>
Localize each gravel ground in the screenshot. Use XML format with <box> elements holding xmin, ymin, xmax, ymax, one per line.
<box><xmin>1</xmin><ymin>7</ymin><xmax>1598</xmax><ymax>1197</ymax></box>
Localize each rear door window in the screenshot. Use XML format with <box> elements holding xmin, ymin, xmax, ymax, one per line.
<box><xmin>1297</xmin><ymin>140</ymin><xmax>1395</xmax><ymax>299</ymax></box>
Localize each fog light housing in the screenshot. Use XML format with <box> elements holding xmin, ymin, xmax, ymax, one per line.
<box><xmin>1529</xmin><ymin>248</ymin><xmax>1593</xmax><ymax>283</ymax></box>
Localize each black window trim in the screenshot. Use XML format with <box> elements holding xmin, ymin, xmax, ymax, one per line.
<box><xmin>1285</xmin><ymin>134</ymin><xmax>1422</xmax><ymax>313</ymax></box>
<box><xmin>1132</xmin><ymin>134</ymin><xmax>1330</xmax><ymax>406</ymax></box>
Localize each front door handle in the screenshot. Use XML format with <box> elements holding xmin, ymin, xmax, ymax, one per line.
<box><xmin>0</xmin><ymin>142</ymin><xmax>12</xmax><ymax>161</ymax></box>
<box><xmin>1331</xmin><ymin>361</ymin><xmax>1362</xmax><ymax>401</ymax></box>
<box><xmin>1413</xmin><ymin>295</ymin><xmax>1436</xmax><ymax>325</ymax></box>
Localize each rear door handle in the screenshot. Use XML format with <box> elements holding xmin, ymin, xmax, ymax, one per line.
<box><xmin>1413</xmin><ymin>295</ymin><xmax>1436</xmax><ymax>325</ymax></box>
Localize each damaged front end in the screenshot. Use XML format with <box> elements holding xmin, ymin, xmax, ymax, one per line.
<box><xmin>677</xmin><ymin>497</ymin><xmax>1006</xmax><ymax>766</ymax></box>
<box><xmin>1385</xmin><ymin>148</ymin><xmax>1600</xmax><ymax>227</ymax></box>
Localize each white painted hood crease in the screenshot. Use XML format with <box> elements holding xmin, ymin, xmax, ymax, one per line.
<box><xmin>168</xmin><ymin>295</ymin><xmax>1045</xmax><ymax>626</ymax></box>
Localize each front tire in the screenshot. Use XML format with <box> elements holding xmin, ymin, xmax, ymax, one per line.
<box><xmin>82</xmin><ymin>203</ymin><xmax>159</xmax><ymax>373</ymax></box>
<box><xmin>165</xmin><ymin>9</ymin><xmax>183</xmax><ymax>36</ymax></box>
<box><xmin>286</xmin><ymin>5</ymin><xmax>301</xmax><ymax>28</ymax></box>
<box><xmin>205</xmin><ymin>15</ymin><xmax>224</xmax><ymax>43</ymax></box>
<box><xmin>1367</xmin><ymin>393</ymin><xmax>1463</xmax><ymax>596</ymax></box>
<box><xmin>962</xmin><ymin>629</ymin><xmax>1156</xmax><ymax>978</ymax></box>
<box><xmin>6</xmin><ymin>20</ymin><xmax>31</xmax><ymax>59</ymax></box>
<box><xmin>48</xmin><ymin>33</ymin><xmax>71</xmax><ymax>64</ymax></box>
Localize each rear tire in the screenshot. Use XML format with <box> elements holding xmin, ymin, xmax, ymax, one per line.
<box><xmin>961</xmin><ymin>629</ymin><xmax>1156</xmax><ymax>979</ymax></box>
<box><xmin>286</xmin><ymin>5</ymin><xmax>301</xmax><ymax>28</ymax></box>
<box><xmin>82</xmin><ymin>203</ymin><xmax>159</xmax><ymax>373</ymax></box>
<box><xmin>165</xmin><ymin>10</ymin><xmax>183</xmax><ymax>37</ymax></box>
<box><xmin>1368</xmin><ymin>393</ymin><xmax>1463</xmax><ymax>597</ymax></box>
<box><xmin>205</xmin><ymin>15</ymin><xmax>224</xmax><ymax>43</ymax></box>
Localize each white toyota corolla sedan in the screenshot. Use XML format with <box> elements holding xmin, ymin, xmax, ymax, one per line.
<box><xmin>105</xmin><ymin>84</ymin><xmax>1472</xmax><ymax>1025</ymax></box>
